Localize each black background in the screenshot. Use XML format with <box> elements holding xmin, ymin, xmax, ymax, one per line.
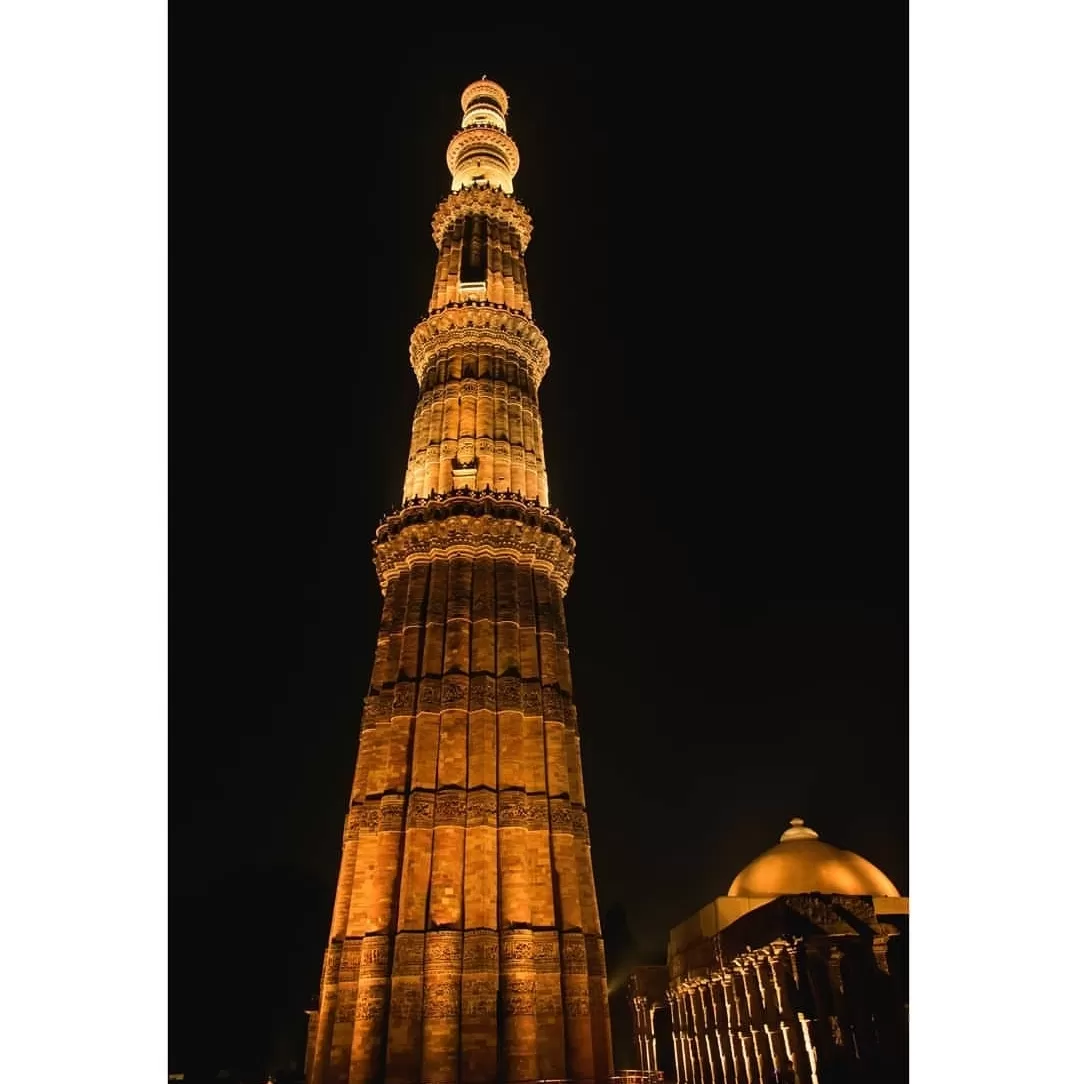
<box><xmin>171</xmin><ymin>12</ymin><xmax>907</xmax><ymax>1077</ymax></box>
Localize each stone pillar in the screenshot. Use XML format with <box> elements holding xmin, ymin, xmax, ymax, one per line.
<box><xmin>649</xmin><ymin>1001</ymin><xmax>663</xmax><ymax>1077</ymax></box>
<box><xmin>869</xmin><ymin>932</ymin><xmax>905</xmax><ymax>1078</ymax></box>
<box><xmin>695</xmin><ymin>983</ymin><xmax>712</xmax><ymax>1083</ymax></box>
<box><xmin>644</xmin><ymin>1001</ymin><xmax>654</xmax><ymax>1073</ymax></box>
<box><xmin>750</xmin><ymin>953</ymin><xmax>783</xmax><ymax>1083</ymax></box>
<box><xmin>683</xmin><ymin>988</ymin><xmax>703</xmax><ymax>1083</ymax></box>
<box><xmin>773</xmin><ymin>943</ymin><xmax>815</xmax><ymax>1084</ymax></box>
<box><xmin>686</xmin><ymin>985</ymin><xmax>704</xmax><ymax>1083</ymax></box>
<box><xmin>762</xmin><ymin>947</ymin><xmax>802</xmax><ymax>1084</ymax></box>
<box><xmin>707</xmin><ymin>978</ymin><xmax>735</xmax><ymax>1084</ymax></box>
<box><xmin>739</xmin><ymin>964</ymin><xmax>764</xmax><ymax>1083</ymax></box>
<box><xmin>801</xmin><ymin>941</ymin><xmax>846</xmax><ymax>1082</ymax></box>
<box><xmin>724</xmin><ymin>970</ymin><xmax>753</xmax><ymax>1084</ymax></box>
<box><xmin>672</xmin><ymin>988</ymin><xmax>689</xmax><ymax>1082</ymax></box>
<box><xmin>672</xmin><ymin>992</ymin><xmax>689</xmax><ymax>1084</ymax></box>
<box><xmin>694</xmin><ymin>982</ymin><xmax>719</xmax><ymax>1084</ymax></box>
<box><xmin>628</xmin><ymin>1000</ymin><xmax>640</xmax><ymax>1071</ymax></box>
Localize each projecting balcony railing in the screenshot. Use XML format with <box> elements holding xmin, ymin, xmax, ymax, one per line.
<box><xmin>451</xmin><ymin>122</ymin><xmax>506</xmax><ymax>137</ymax></box>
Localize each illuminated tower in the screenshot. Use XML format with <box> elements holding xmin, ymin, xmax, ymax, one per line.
<box><xmin>306</xmin><ymin>79</ymin><xmax>613</xmax><ymax>1084</ymax></box>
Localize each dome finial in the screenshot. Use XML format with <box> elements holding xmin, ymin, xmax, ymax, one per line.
<box><xmin>780</xmin><ymin>817</ymin><xmax>819</xmax><ymax>842</ymax></box>
<box><xmin>728</xmin><ymin>818</ymin><xmax>901</xmax><ymax>897</ymax></box>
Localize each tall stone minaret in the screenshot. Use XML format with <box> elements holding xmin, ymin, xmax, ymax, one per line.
<box><xmin>306</xmin><ymin>79</ymin><xmax>613</xmax><ymax>1084</ymax></box>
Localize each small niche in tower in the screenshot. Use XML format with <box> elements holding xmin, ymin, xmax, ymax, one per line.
<box><xmin>458</xmin><ymin>215</ymin><xmax>487</xmax><ymax>295</ymax></box>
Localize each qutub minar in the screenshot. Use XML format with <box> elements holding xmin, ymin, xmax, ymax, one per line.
<box><xmin>305</xmin><ymin>80</ymin><xmax>615</xmax><ymax>1083</ymax></box>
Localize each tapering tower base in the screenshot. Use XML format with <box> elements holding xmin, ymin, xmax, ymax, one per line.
<box><xmin>308</xmin><ymin>496</ymin><xmax>612</xmax><ymax>1084</ymax></box>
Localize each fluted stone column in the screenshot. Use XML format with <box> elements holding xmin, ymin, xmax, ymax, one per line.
<box><xmin>667</xmin><ymin>991</ymin><xmax>684</xmax><ymax>1084</ymax></box>
<box><xmin>706</xmin><ymin>979</ymin><xmax>734</xmax><ymax>1084</ymax></box>
<box><xmin>308</xmin><ymin>78</ymin><xmax>611</xmax><ymax>1084</ymax></box>
<box><xmin>685</xmin><ymin>984</ymin><xmax>703</xmax><ymax>1083</ymax></box>
<box><xmin>672</xmin><ymin>988</ymin><xmax>687</xmax><ymax>1083</ymax></box>
<box><xmin>634</xmin><ymin>1003</ymin><xmax>645</xmax><ymax>1071</ymax></box>
<box><xmin>802</xmin><ymin>941</ymin><xmax>847</xmax><ymax>1082</ymax></box>
<box><xmin>775</xmin><ymin>943</ymin><xmax>816</xmax><ymax>1084</ymax></box>
<box><xmin>682</xmin><ymin>987</ymin><xmax>702</xmax><ymax>1083</ymax></box>
<box><xmin>762</xmin><ymin>948</ymin><xmax>799</xmax><ymax>1084</ymax></box>
<box><xmin>723</xmin><ymin>972</ymin><xmax>752</xmax><ymax>1084</ymax></box>
<box><xmin>869</xmin><ymin>932</ymin><xmax>905</xmax><ymax>1076</ymax></box>
<box><xmin>748</xmin><ymin>953</ymin><xmax>782</xmax><ymax>1083</ymax></box>
<box><xmin>693</xmin><ymin>983</ymin><xmax>718</xmax><ymax>1084</ymax></box>
<box><xmin>631</xmin><ymin>1000</ymin><xmax>648</xmax><ymax>1073</ymax></box>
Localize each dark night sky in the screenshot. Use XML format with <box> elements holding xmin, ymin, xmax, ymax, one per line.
<box><xmin>172</xmin><ymin>14</ymin><xmax>906</xmax><ymax>1076</ymax></box>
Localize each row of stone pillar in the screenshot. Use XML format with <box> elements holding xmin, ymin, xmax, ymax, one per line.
<box><xmin>429</xmin><ymin>214</ymin><xmax>532</xmax><ymax>314</ymax></box>
<box><xmin>664</xmin><ymin>942</ymin><xmax>814</xmax><ymax>1084</ymax></box>
<box><xmin>403</xmin><ymin>347</ymin><xmax>549</xmax><ymax>504</ymax></box>
<box><xmin>656</xmin><ymin>934</ymin><xmax>901</xmax><ymax>1084</ymax></box>
<box><xmin>629</xmin><ymin>997</ymin><xmax>663</xmax><ymax>1077</ymax></box>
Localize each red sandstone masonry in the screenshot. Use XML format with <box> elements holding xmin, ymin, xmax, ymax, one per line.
<box><xmin>307</xmin><ymin>79</ymin><xmax>611</xmax><ymax>1084</ymax></box>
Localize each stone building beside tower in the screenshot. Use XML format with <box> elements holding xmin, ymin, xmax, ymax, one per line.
<box><xmin>626</xmin><ymin>820</ymin><xmax>909</xmax><ymax>1084</ymax></box>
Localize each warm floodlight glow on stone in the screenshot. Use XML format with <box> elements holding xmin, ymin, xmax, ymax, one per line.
<box><xmin>727</xmin><ymin>818</ymin><xmax>901</xmax><ymax>898</ymax></box>
<box><xmin>448</xmin><ymin>79</ymin><xmax>520</xmax><ymax>192</ymax></box>
<box><xmin>625</xmin><ymin>820</ymin><xmax>908</xmax><ymax>1082</ymax></box>
<box><xmin>304</xmin><ymin>79</ymin><xmax>613</xmax><ymax>1084</ymax></box>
